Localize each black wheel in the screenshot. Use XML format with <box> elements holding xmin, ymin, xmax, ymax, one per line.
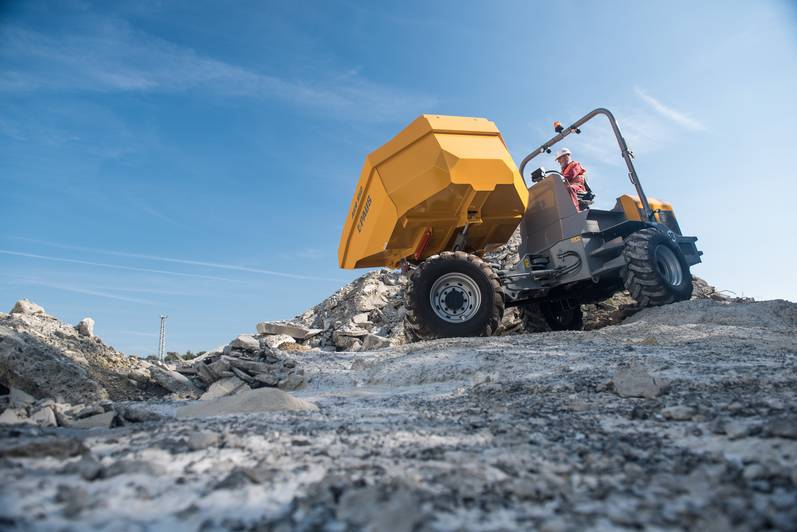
<box><xmin>540</xmin><ymin>301</ymin><xmax>584</xmax><ymax>331</ymax></box>
<box><xmin>405</xmin><ymin>251</ymin><xmax>504</xmax><ymax>341</ymax></box>
<box><xmin>622</xmin><ymin>228</ymin><xmax>693</xmax><ymax>307</ymax></box>
<box><xmin>519</xmin><ymin>301</ymin><xmax>549</xmax><ymax>333</ymax></box>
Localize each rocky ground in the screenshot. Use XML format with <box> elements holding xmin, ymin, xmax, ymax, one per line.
<box><xmin>1</xmin><ymin>296</ymin><xmax>795</xmax><ymax>530</ymax></box>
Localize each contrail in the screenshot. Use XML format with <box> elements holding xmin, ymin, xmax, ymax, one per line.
<box><xmin>8</xmin><ymin>237</ymin><xmax>346</xmax><ymax>282</ymax></box>
<box><xmin>0</xmin><ymin>250</ymin><xmax>243</xmax><ymax>283</ymax></box>
<box><xmin>25</xmin><ymin>280</ymin><xmax>160</xmax><ymax>305</ymax></box>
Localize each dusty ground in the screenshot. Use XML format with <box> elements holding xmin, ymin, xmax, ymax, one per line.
<box><xmin>1</xmin><ymin>298</ymin><xmax>795</xmax><ymax>531</ymax></box>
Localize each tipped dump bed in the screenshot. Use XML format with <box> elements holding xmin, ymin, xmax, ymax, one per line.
<box><xmin>338</xmin><ymin>115</ymin><xmax>529</xmax><ymax>269</ymax></box>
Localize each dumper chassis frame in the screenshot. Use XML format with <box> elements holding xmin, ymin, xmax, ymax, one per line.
<box><xmin>404</xmin><ymin>108</ymin><xmax>702</xmax><ymax>338</ymax></box>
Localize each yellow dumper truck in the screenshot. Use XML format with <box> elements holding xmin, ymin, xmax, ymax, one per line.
<box><xmin>338</xmin><ymin>108</ymin><xmax>702</xmax><ymax>340</ymax></box>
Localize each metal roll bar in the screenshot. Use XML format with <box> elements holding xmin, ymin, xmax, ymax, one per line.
<box><xmin>518</xmin><ymin>108</ymin><xmax>653</xmax><ymax>220</ymax></box>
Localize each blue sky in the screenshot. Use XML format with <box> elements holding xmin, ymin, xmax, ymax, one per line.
<box><xmin>2</xmin><ymin>0</ymin><xmax>795</xmax><ymax>355</ymax></box>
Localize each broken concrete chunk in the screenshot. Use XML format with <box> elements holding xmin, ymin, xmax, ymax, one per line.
<box><xmin>200</xmin><ymin>377</ymin><xmax>250</xmax><ymax>401</ymax></box>
<box><xmin>611</xmin><ymin>363</ymin><xmax>664</xmax><ymax>399</ymax></box>
<box><xmin>10</xmin><ymin>299</ymin><xmax>46</xmax><ymax>315</ymax></box>
<box><xmin>362</xmin><ymin>334</ymin><xmax>391</xmax><ymax>351</ymax></box>
<box><xmin>149</xmin><ymin>365</ymin><xmax>200</xmax><ymax>395</ymax></box>
<box><xmin>256</xmin><ymin>322</ymin><xmax>322</xmax><ymax>340</ymax></box>
<box><xmin>260</xmin><ymin>334</ymin><xmax>295</xmax><ymax>350</ymax></box>
<box><xmin>9</xmin><ymin>387</ymin><xmax>36</xmax><ymax>408</ymax></box>
<box><xmin>71</xmin><ymin>411</ymin><xmax>116</xmax><ymax>429</ymax></box>
<box><xmin>175</xmin><ymin>387</ymin><xmax>318</xmax><ymax>419</ymax></box>
<box><xmin>30</xmin><ymin>406</ymin><xmax>57</xmax><ymax>427</ymax></box>
<box><xmin>77</xmin><ymin>317</ymin><xmax>95</xmax><ymax>337</ymax></box>
<box><xmin>661</xmin><ymin>405</ymin><xmax>696</xmax><ymax>421</ymax></box>
<box><xmin>229</xmin><ymin>334</ymin><xmax>260</xmax><ymax>351</ymax></box>
<box><xmin>0</xmin><ymin>408</ymin><xmax>29</xmax><ymax>425</ymax></box>
<box><xmin>187</xmin><ymin>430</ymin><xmax>220</xmax><ymax>451</ymax></box>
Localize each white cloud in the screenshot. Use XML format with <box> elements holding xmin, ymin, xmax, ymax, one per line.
<box><xmin>0</xmin><ymin>21</ymin><xmax>434</xmax><ymax>122</ymax></box>
<box><xmin>8</xmin><ymin>238</ymin><xmax>346</xmax><ymax>282</ymax></box>
<box><xmin>634</xmin><ymin>87</ymin><xmax>705</xmax><ymax>131</ymax></box>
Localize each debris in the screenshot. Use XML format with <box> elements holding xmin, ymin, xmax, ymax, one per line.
<box><xmin>77</xmin><ymin>317</ymin><xmax>95</xmax><ymax>337</ymax></box>
<box><xmin>71</xmin><ymin>411</ymin><xmax>116</xmax><ymax>429</ymax></box>
<box><xmin>175</xmin><ymin>387</ymin><xmax>318</xmax><ymax>418</ymax></box>
<box><xmin>229</xmin><ymin>334</ymin><xmax>260</xmax><ymax>351</ymax></box>
<box><xmin>611</xmin><ymin>363</ymin><xmax>665</xmax><ymax>399</ymax></box>
<box><xmin>661</xmin><ymin>405</ymin><xmax>696</xmax><ymax>421</ymax></box>
<box><xmin>199</xmin><ymin>376</ymin><xmax>249</xmax><ymax>401</ymax></box>
<box><xmin>362</xmin><ymin>334</ymin><xmax>391</xmax><ymax>351</ymax></box>
<box><xmin>256</xmin><ymin>322</ymin><xmax>323</xmax><ymax>340</ymax></box>
<box><xmin>9</xmin><ymin>387</ymin><xmax>36</xmax><ymax>408</ymax></box>
<box><xmin>10</xmin><ymin>299</ymin><xmax>46</xmax><ymax>316</ymax></box>
<box><xmin>148</xmin><ymin>365</ymin><xmax>200</xmax><ymax>396</ymax></box>
<box><xmin>0</xmin><ymin>304</ymin><xmax>168</xmax><ymax>403</ymax></box>
<box><xmin>0</xmin><ymin>437</ymin><xmax>87</xmax><ymax>459</ymax></box>
<box><xmin>30</xmin><ymin>406</ymin><xmax>57</xmax><ymax>427</ymax></box>
<box><xmin>0</xmin><ymin>407</ymin><xmax>28</xmax><ymax>425</ymax></box>
<box><xmin>261</xmin><ymin>334</ymin><xmax>295</xmax><ymax>350</ymax></box>
<box><xmin>186</xmin><ymin>430</ymin><xmax>220</xmax><ymax>451</ymax></box>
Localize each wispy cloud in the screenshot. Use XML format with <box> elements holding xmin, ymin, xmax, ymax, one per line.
<box><xmin>8</xmin><ymin>238</ymin><xmax>346</xmax><ymax>282</ymax></box>
<box><xmin>10</xmin><ymin>276</ymin><xmax>159</xmax><ymax>305</ymax></box>
<box><xmin>0</xmin><ymin>18</ymin><xmax>434</xmax><ymax>122</ymax></box>
<box><xmin>634</xmin><ymin>87</ymin><xmax>705</xmax><ymax>131</ymax></box>
<box><xmin>0</xmin><ymin>249</ymin><xmax>242</xmax><ymax>283</ymax></box>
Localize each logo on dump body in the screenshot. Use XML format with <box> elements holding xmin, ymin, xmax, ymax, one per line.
<box><xmin>356</xmin><ymin>195</ymin><xmax>372</xmax><ymax>233</ymax></box>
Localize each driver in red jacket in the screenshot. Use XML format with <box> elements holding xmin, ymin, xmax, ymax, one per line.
<box><xmin>555</xmin><ymin>148</ymin><xmax>588</xmax><ymax>211</ymax></box>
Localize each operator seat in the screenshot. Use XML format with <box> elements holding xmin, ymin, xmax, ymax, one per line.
<box><xmin>518</xmin><ymin>175</ymin><xmax>588</xmax><ymax>256</ymax></box>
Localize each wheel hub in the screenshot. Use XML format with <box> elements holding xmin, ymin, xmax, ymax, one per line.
<box><xmin>654</xmin><ymin>245</ymin><xmax>683</xmax><ymax>287</ymax></box>
<box><xmin>430</xmin><ymin>272</ymin><xmax>481</xmax><ymax>323</ymax></box>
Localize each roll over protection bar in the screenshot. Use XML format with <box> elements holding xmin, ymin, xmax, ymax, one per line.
<box><xmin>518</xmin><ymin>108</ymin><xmax>653</xmax><ymax>221</ymax></box>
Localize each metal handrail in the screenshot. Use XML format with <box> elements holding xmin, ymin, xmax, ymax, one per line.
<box><xmin>518</xmin><ymin>108</ymin><xmax>653</xmax><ymax>220</ymax></box>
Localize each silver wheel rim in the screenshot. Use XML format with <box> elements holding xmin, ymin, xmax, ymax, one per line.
<box><xmin>430</xmin><ymin>272</ymin><xmax>481</xmax><ymax>323</ymax></box>
<box><xmin>654</xmin><ymin>245</ymin><xmax>683</xmax><ymax>286</ymax></box>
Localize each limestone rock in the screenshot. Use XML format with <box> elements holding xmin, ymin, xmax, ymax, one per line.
<box><xmin>260</xmin><ymin>334</ymin><xmax>295</xmax><ymax>350</ymax></box>
<box><xmin>9</xmin><ymin>387</ymin><xmax>36</xmax><ymax>408</ymax></box>
<box><xmin>77</xmin><ymin>318</ymin><xmax>95</xmax><ymax>337</ymax></box>
<box><xmin>229</xmin><ymin>334</ymin><xmax>260</xmax><ymax>351</ymax></box>
<box><xmin>0</xmin><ymin>407</ymin><xmax>29</xmax><ymax>425</ymax></box>
<box><xmin>175</xmin><ymin>388</ymin><xmax>318</xmax><ymax>418</ymax></box>
<box><xmin>362</xmin><ymin>334</ymin><xmax>391</xmax><ymax>351</ymax></box>
<box><xmin>30</xmin><ymin>406</ymin><xmax>57</xmax><ymax>427</ymax></box>
<box><xmin>71</xmin><ymin>411</ymin><xmax>115</xmax><ymax>429</ymax></box>
<box><xmin>10</xmin><ymin>300</ymin><xmax>45</xmax><ymax>316</ymax></box>
<box><xmin>256</xmin><ymin>322</ymin><xmax>322</xmax><ymax>340</ymax></box>
<box><xmin>611</xmin><ymin>363</ymin><xmax>664</xmax><ymax>399</ymax></box>
<box><xmin>662</xmin><ymin>405</ymin><xmax>696</xmax><ymax>421</ymax></box>
<box><xmin>199</xmin><ymin>377</ymin><xmax>249</xmax><ymax>401</ymax></box>
<box><xmin>148</xmin><ymin>365</ymin><xmax>200</xmax><ymax>396</ymax></box>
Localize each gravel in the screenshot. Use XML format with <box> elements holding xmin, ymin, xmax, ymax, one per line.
<box><xmin>0</xmin><ymin>298</ymin><xmax>795</xmax><ymax>530</ymax></box>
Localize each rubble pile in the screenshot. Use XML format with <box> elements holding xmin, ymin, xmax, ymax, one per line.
<box><xmin>174</xmin><ymin>333</ymin><xmax>307</xmax><ymax>399</ymax></box>
<box><xmin>0</xmin><ymin>300</ymin><xmax>167</xmax><ymax>404</ymax></box>
<box><xmin>290</xmin><ymin>269</ymin><xmax>409</xmax><ymax>352</ymax></box>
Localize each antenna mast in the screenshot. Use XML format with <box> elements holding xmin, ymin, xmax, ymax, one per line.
<box><xmin>158</xmin><ymin>315</ymin><xmax>168</xmax><ymax>362</ymax></box>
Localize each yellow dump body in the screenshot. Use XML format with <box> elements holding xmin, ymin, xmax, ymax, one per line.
<box><xmin>338</xmin><ymin>115</ymin><xmax>529</xmax><ymax>269</ymax></box>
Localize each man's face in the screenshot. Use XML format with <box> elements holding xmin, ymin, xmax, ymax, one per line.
<box><xmin>556</xmin><ymin>154</ymin><xmax>570</xmax><ymax>167</ymax></box>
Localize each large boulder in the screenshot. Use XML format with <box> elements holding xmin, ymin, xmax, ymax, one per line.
<box><xmin>77</xmin><ymin>318</ymin><xmax>95</xmax><ymax>338</ymax></box>
<box><xmin>10</xmin><ymin>300</ymin><xmax>46</xmax><ymax>316</ymax></box>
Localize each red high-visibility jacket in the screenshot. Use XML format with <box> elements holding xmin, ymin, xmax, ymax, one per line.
<box><xmin>562</xmin><ymin>160</ymin><xmax>588</xmax><ymax>211</ymax></box>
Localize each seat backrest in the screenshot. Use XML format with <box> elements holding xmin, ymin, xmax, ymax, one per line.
<box><xmin>518</xmin><ymin>175</ymin><xmax>587</xmax><ymax>256</ymax></box>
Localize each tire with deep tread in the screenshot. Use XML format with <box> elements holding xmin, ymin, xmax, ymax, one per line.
<box><xmin>622</xmin><ymin>228</ymin><xmax>693</xmax><ymax>307</ymax></box>
<box><xmin>519</xmin><ymin>302</ymin><xmax>550</xmax><ymax>333</ymax></box>
<box><xmin>540</xmin><ymin>301</ymin><xmax>584</xmax><ymax>331</ymax></box>
<box><xmin>404</xmin><ymin>251</ymin><xmax>504</xmax><ymax>341</ymax></box>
